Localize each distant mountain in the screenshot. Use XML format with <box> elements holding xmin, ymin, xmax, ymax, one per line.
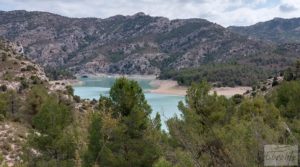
<box><xmin>1</xmin><ymin>11</ymin><xmax>300</xmax><ymax>86</ymax></box>
<box><xmin>0</xmin><ymin>10</ymin><xmax>272</xmax><ymax>75</ymax></box>
<box><xmin>228</xmin><ymin>17</ymin><xmax>300</xmax><ymax>44</ymax></box>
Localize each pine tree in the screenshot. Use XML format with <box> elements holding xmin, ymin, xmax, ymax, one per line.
<box><xmin>84</xmin><ymin>112</ymin><xmax>104</xmax><ymax>167</ymax></box>
<box><xmin>167</xmin><ymin>81</ymin><xmax>232</xmax><ymax>166</ymax></box>
<box><xmin>27</xmin><ymin>95</ymin><xmax>76</xmax><ymax>166</ymax></box>
<box><xmin>85</xmin><ymin>78</ymin><xmax>160</xmax><ymax>167</ymax></box>
<box><xmin>0</xmin><ymin>93</ymin><xmax>8</xmax><ymax>118</ymax></box>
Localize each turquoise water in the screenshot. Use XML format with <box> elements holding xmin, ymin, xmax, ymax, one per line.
<box><xmin>73</xmin><ymin>77</ymin><xmax>184</xmax><ymax>130</ymax></box>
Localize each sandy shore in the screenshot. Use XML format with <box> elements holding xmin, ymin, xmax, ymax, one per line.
<box><xmin>149</xmin><ymin>80</ymin><xmax>251</xmax><ymax>97</ymax></box>
<box><xmin>211</xmin><ymin>87</ymin><xmax>251</xmax><ymax>97</ymax></box>
<box><xmin>149</xmin><ymin>80</ymin><xmax>187</xmax><ymax>96</ymax></box>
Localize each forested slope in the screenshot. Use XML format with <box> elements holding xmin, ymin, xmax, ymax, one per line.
<box><xmin>1</xmin><ymin>38</ymin><xmax>300</xmax><ymax>166</ymax></box>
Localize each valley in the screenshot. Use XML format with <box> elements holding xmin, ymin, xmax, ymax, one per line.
<box><xmin>1</xmin><ymin>7</ymin><xmax>300</xmax><ymax>166</ymax></box>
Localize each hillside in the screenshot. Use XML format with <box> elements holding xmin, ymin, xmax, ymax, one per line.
<box><xmin>1</xmin><ymin>11</ymin><xmax>300</xmax><ymax>86</ymax></box>
<box><xmin>0</xmin><ymin>38</ymin><xmax>48</xmax><ymax>90</ymax></box>
<box><xmin>1</xmin><ymin>38</ymin><xmax>300</xmax><ymax>166</ymax></box>
<box><xmin>0</xmin><ymin>39</ymin><xmax>83</xmax><ymax>166</ymax></box>
<box><xmin>0</xmin><ymin>39</ymin><xmax>40</xmax><ymax>166</ymax></box>
<box><xmin>228</xmin><ymin>17</ymin><xmax>300</xmax><ymax>44</ymax></box>
<box><xmin>0</xmin><ymin>10</ymin><xmax>271</xmax><ymax>75</ymax></box>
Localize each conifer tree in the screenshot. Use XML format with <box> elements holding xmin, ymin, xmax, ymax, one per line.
<box><xmin>84</xmin><ymin>112</ymin><xmax>104</xmax><ymax>167</ymax></box>
<box><xmin>85</xmin><ymin>78</ymin><xmax>160</xmax><ymax>167</ymax></box>
<box><xmin>27</xmin><ymin>95</ymin><xmax>76</xmax><ymax>166</ymax></box>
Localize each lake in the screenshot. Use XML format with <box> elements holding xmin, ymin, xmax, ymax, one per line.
<box><xmin>73</xmin><ymin>76</ymin><xmax>184</xmax><ymax>130</ymax></box>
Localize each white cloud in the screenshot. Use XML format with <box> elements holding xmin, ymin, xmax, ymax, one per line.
<box><xmin>0</xmin><ymin>0</ymin><xmax>299</xmax><ymax>26</ymax></box>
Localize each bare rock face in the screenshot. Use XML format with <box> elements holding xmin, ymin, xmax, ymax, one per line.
<box><xmin>0</xmin><ymin>10</ymin><xmax>298</xmax><ymax>76</ymax></box>
<box><xmin>0</xmin><ymin>39</ymin><xmax>48</xmax><ymax>91</ymax></box>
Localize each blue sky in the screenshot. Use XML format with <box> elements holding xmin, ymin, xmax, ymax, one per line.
<box><xmin>0</xmin><ymin>0</ymin><xmax>299</xmax><ymax>26</ymax></box>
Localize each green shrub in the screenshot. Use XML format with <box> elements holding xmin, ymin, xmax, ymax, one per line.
<box><xmin>3</xmin><ymin>72</ymin><xmax>13</xmax><ymax>81</ymax></box>
<box><xmin>232</xmin><ymin>94</ymin><xmax>244</xmax><ymax>104</ymax></box>
<box><xmin>73</xmin><ymin>95</ymin><xmax>81</xmax><ymax>103</ymax></box>
<box><xmin>261</xmin><ymin>86</ymin><xmax>267</xmax><ymax>91</ymax></box>
<box><xmin>1</xmin><ymin>53</ymin><xmax>7</xmax><ymax>62</ymax></box>
<box><xmin>20</xmin><ymin>79</ymin><xmax>29</xmax><ymax>90</ymax></box>
<box><xmin>160</xmin><ymin>64</ymin><xmax>269</xmax><ymax>87</ymax></box>
<box><xmin>26</xmin><ymin>65</ymin><xmax>36</xmax><ymax>71</ymax></box>
<box><xmin>0</xmin><ymin>114</ymin><xmax>4</xmax><ymax>121</ymax></box>
<box><xmin>30</xmin><ymin>75</ymin><xmax>42</xmax><ymax>85</ymax></box>
<box><xmin>272</xmin><ymin>80</ymin><xmax>279</xmax><ymax>87</ymax></box>
<box><xmin>0</xmin><ymin>85</ymin><xmax>7</xmax><ymax>92</ymax></box>
<box><xmin>153</xmin><ymin>157</ymin><xmax>173</xmax><ymax>167</ymax></box>
<box><xmin>65</xmin><ymin>85</ymin><xmax>74</xmax><ymax>96</ymax></box>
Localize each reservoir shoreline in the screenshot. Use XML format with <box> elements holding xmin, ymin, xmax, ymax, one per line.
<box><xmin>69</xmin><ymin>73</ymin><xmax>251</xmax><ymax>97</ymax></box>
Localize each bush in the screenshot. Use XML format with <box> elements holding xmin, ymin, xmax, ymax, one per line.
<box><xmin>153</xmin><ymin>157</ymin><xmax>172</xmax><ymax>167</ymax></box>
<box><xmin>65</xmin><ymin>85</ymin><xmax>74</xmax><ymax>96</ymax></box>
<box><xmin>73</xmin><ymin>95</ymin><xmax>81</xmax><ymax>103</ymax></box>
<box><xmin>0</xmin><ymin>93</ymin><xmax>8</xmax><ymax>117</ymax></box>
<box><xmin>261</xmin><ymin>86</ymin><xmax>267</xmax><ymax>91</ymax></box>
<box><xmin>21</xmin><ymin>65</ymin><xmax>36</xmax><ymax>72</ymax></box>
<box><xmin>0</xmin><ymin>85</ymin><xmax>7</xmax><ymax>92</ymax></box>
<box><xmin>26</xmin><ymin>65</ymin><xmax>36</xmax><ymax>71</ymax></box>
<box><xmin>0</xmin><ymin>152</ymin><xmax>3</xmax><ymax>161</ymax></box>
<box><xmin>44</xmin><ymin>67</ymin><xmax>75</xmax><ymax>80</ymax></box>
<box><xmin>0</xmin><ymin>114</ymin><xmax>4</xmax><ymax>121</ymax></box>
<box><xmin>20</xmin><ymin>79</ymin><xmax>29</xmax><ymax>91</ymax></box>
<box><xmin>26</xmin><ymin>95</ymin><xmax>76</xmax><ymax>166</ymax></box>
<box><xmin>90</xmin><ymin>99</ymin><xmax>97</xmax><ymax>105</ymax></box>
<box><xmin>232</xmin><ymin>94</ymin><xmax>244</xmax><ymax>104</ymax></box>
<box><xmin>159</xmin><ymin>64</ymin><xmax>270</xmax><ymax>87</ymax></box>
<box><xmin>3</xmin><ymin>72</ymin><xmax>13</xmax><ymax>81</ymax></box>
<box><xmin>284</xmin><ymin>68</ymin><xmax>294</xmax><ymax>81</ymax></box>
<box><xmin>30</xmin><ymin>75</ymin><xmax>42</xmax><ymax>85</ymax></box>
<box><xmin>1</xmin><ymin>53</ymin><xmax>7</xmax><ymax>62</ymax></box>
<box><xmin>272</xmin><ymin>80</ymin><xmax>279</xmax><ymax>87</ymax></box>
<box><xmin>272</xmin><ymin>81</ymin><xmax>300</xmax><ymax>119</ymax></box>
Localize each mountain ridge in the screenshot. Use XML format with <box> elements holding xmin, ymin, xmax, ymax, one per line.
<box><xmin>1</xmin><ymin>10</ymin><xmax>300</xmax><ymax>86</ymax></box>
<box><xmin>0</xmin><ymin>10</ymin><xmax>269</xmax><ymax>76</ymax></box>
<box><xmin>228</xmin><ymin>17</ymin><xmax>300</xmax><ymax>44</ymax></box>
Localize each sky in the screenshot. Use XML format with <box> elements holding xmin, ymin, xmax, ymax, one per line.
<box><xmin>0</xmin><ymin>0</ymin><xmax>299</xmax><ymax>27</ymax></box>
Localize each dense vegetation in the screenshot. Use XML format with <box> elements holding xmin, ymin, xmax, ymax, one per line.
<box><xmin>2</xmin><ymin>12</ymin><xmax>300</xmax><ymax>166</ymax></box>
<box><xmin>1</xmin><ymin>51</ymin><xmax>300</xmax><ymax>166</ymax></box>
<box><xmin>166</xmin><ymin>81</ymin><xmax>300</xmax><ymax>166</ymax></box>
<box><xmin>160</xmin><ymin>64</ymin><xmax>271</xmax><ymax>86</ymax></box>
<box><xmin>83</xmin><ymin>78</ymin><xmax>161</xmax><ymax>167</ymax></box>
<box><xmin>1</xmin><ymin>75</ymin><xmax>300</xmax><ymax>166</ymax></box>
<box><xmin>44</xmin><ymin>67</ymin><xmax>76</xmax><ymax>80</ymax></box>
